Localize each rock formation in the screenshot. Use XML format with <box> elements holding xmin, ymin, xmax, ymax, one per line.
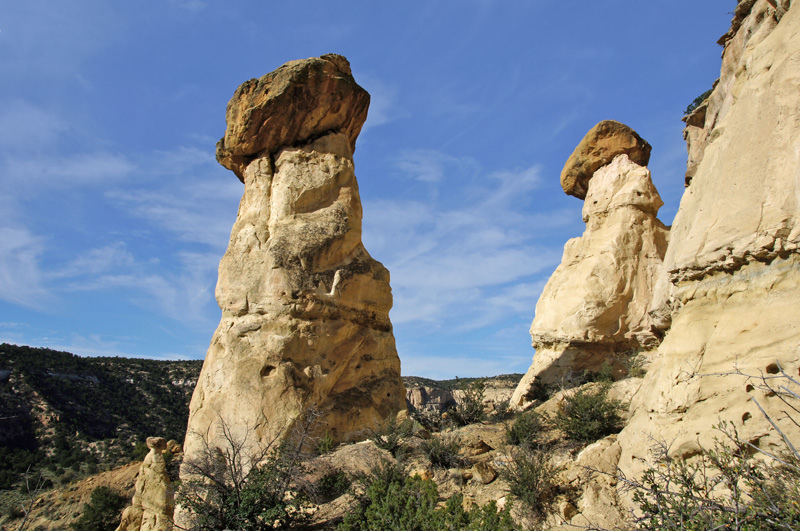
<box><xmin>619</xmin><ymin>0</ymin><xmax>800</xmax><ymax>476</ymax></box>
<box><xmin>116</xmin><ymin>437</ymin><xmax>174</xmax><ymax>531</ymax></box>
<box><xmin>511</xmin><ymin>147</ymin><xmax>669</xmax><ymax>407</ymax></box>
<box><xmin>560</xmin><ymin>120</ymin><xmax>652</xmax><ymax>200</ymax></box>
<box><xmin>182</xmin><ymin>54</ymin><xmax>406</xmax><ymax>474</ymax></box>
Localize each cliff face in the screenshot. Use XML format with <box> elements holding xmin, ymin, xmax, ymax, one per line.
<box><xmin>182</xmin><ymin>55</ymin><xmax>406</xmax><ymax>471</ymax></box>
<box><xmin>514</xmin><ymin>2</ymin><xmax>799</xmax><ymax>525</ymax></box>
<box><xmin>619</xmin><ymin>0</ymin><xmax>800</xmax><ymax>474</ymax></box>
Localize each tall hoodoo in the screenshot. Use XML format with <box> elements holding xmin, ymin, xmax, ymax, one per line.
<box><xmin>182</xmin><ymin>54</ymin><xmax>406</xmax><ymax>467</ymax></box>
<box><xmin>511</xmin><ymin>133</ymin><xmax>669</xmax><ymax>407</ymax></box>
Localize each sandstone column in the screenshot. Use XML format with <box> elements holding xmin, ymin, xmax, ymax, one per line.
<box><xmin>116</xmin><ymin>437</ymin><xmax>174</xmax><ymax>531</ymax></box>
<box><xmin>183</xmin><ymin>54</ymin><xmax>406</xmax><ymax>466</ymax></box>
<box><xmin>511</xmin><ymin>122</ymin><xmax>668</xmax><ymax>407</ymax></box>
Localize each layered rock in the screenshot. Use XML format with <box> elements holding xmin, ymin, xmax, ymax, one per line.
<box><xmin>116</xmin><ymin>437</ymin><xmax>174</xmax><ymax>531</ymax></box>
<box><xmin>183</xmin><ymin>54</ymin><xmax>406</xmax><ymax>468</ymax></box>
<box><xmin>511</xmin><ymin>151</ymin><xmax>669</xmax><ymax>407</ymax></box>
<box><xmin>619</xmin><ymin>0</ymin><xmax>800</xmax><ymax>479</ymax></box>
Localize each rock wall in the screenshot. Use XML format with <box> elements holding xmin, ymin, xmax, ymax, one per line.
<box><xmin>619</xmin><ymin>0</ymin><xmax>800</xmax><ymax>476</ymax></box>
<box><xmin>182</xmin><ymin>55</ymin><xmax>406</xmax><ymax>470</ymax></box>
<box><xmin>511</xmin><ymin>148</ymin><xmax>669</xmax><ymax>407</ymax></box>
<box><xmin>116</xmin><ymin>437</ymin><xmax>174</xmax><ymax>531</ymax></box>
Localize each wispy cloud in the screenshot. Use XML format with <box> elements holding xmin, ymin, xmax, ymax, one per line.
<box><xmin>358</xmin><ymin>75</ymin><xmax>408</xmax><ymax>132</ymax></box>
<box><xmin>66</xmin><ymin>251</ymin><xmax>220</xmax><ymax>327</ymax></box>
<box><xmin>364</xmin><ymin>150</ymin><xmax>566</xmax><ymax>333</ymax></box>
<box><xmin>0</xmin><ymin>227</ymin><xmax>52</xmax><ymax>309</ymax></box>
<box><xmin>51</xmin><ymin>242</ymin><xmax>134</xmax><ymax>279</ymax></box>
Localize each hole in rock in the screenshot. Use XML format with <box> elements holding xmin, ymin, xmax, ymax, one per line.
<box><xmin>766</xmin><ymin>363</ymin><xmax>780</xmax><ymax>374</ymax></box>
<box><xmin>260</xmin><ymin>365</ymin><xmax>276</xmax><ymax>378</ymax></box>
<box><xmin>742</xmin><ymin>412</ymin><xmax>752</xmax><ymax>423</ymax></box>
<box><xmin>745</xmin><ymin>384</ymin><xmax>755</xmax><ymax>392</ymax></box>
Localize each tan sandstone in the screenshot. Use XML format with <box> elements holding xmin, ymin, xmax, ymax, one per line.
<box><xmin>512</xmin><ymin>153</ymin><xmax>669</xmax><ymax>407</ymax></box>
<box><xmin>182</xmin><ymin>54</ymin><xmax>406</xmax><ymax>473</ymax></box>
<box><xmin>619</xmin><ymin>0</ymin><xmax>800</xmax><ymax>483</ymax></box>
<box><xmin>115</xmin><ymin>437</ymin><xmax>174</xmax><ymax>531</ymax></box>
<box><xmin>560</xmin><ymin>120</ymin><xmax>652</xmax><ymax>199</ymax></box>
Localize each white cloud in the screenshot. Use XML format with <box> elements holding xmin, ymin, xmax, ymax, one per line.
<box><xmin>364</xmin><ymin>151</ymin><xmax>566</xmax><ymax>333</ymax></box>
<box><xmin>67</xmin><ymin>251</ymin><xmax>220</xmax><ymax>327</ymax></box>
<box><xmin>51</xmin><ymin>242</ymin><xmax>134</xmax><ymax>279</ymax></box>
<box><xmin>358</xmin><ymin>75</ymin><xmax>408</xmax><ymax>132</ymax></box>
<box><xmin>169</xmin><ymin>0</ymin><xmax>207</xmax><ymax>13</ymax></box>
<box><xmin>0</xmin><ymin>227</ymin><xmax>52</xmax><ymax>309</ymax></box>
<box><xmin>0</xmin><ymin>101</ymin><xmax>67</xmax><ymax>151</ymax></box>
<box><xmin>3</xmin><ymin>152</ymin><xmax>135</xmax><ymax>194</ymax></box>
<box><xmin>394</xmin><ymin>149</ymin><xmax>477</xmax><ymax>184</ymax></box>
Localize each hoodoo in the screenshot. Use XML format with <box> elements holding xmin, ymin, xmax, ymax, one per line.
<box><xmin>181</xmin><ymin>54</ymin><xmax>406</xmax><ymax>471</ymax></box>
<box><xmin>511</xmin><ymin>126</ymin><xmax>669</xmax><ymax>408</ymax></box>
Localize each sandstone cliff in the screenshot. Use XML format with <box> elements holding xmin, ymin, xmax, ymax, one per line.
<box><xmin>511</xmin><ymin>143</ymin><xmax>669</xmax><ymax>408</ymax></box>
<box><xmin>182</xmin><ymin>54</ymin><xmax>406</xmax><ymax>469</ymax></box>
<box><xmin>619</xmin><ymin>0</ymin><xmax>800</xmax><ymax>476</ymax></box>
<box><xmin>523</xmin><ymin>1</ymin><xmax>800</xmax><ymax>527</ymax></box>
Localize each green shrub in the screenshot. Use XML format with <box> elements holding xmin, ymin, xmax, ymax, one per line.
<box><xmin>70</xmin><ymin>486</ymin><xmax>127</xmax><ymax>531</ymax></box>
<box><xmin>684</xmin><ymin>87</ymin><xmax>714</xmax><ymax>115</ymax></box>
<box><xmin>312</xmin><ymin>469</ymin><xmax>352</xmax><ymax>504</ymax></box>
<box><xmin>131</xmin><ymin>441</ymin><xmax>148</xmax><ymax>461</ymax></box>
<box><xmin>629</xmin><ymin>424</ymin><xmax>800</xmax><ymax>530</ymax></box>
<box><xmin>449</xmin><ymin>378</ymin><xmax>487</xmax><ymax>426</ymax></box>
<box><xmin>369</xmin><ymin>416</ymin><xmax>414</xmax><ymax>458</ymax></box>
<box><xmin>178</xmin><ymin>416</ymin><xmax>312</xmax><ymax>531</ymax></box>
<box><xmin>316</xmin><ymin>430</ymin><xmax>335</xmax><ymax>455</ymax></box>
<box><xmin>554</xmin><ymin>384</ymin><xmax>623</xmax><ymax>442</ymax></box>
<box><xmin>623</xmin><ymin>369</ymin><xmax>800</xmax><ymax>531</ymax></box>
<box><xmin>623</xmin><ymin>350</ymin><xmax>647</xmax><ymax>378</ymax></box>
<box><xmin>339</xmin><ymin>469</ymin><xmax>514</xmax><ymax>531</ymax></box>
<box><xmin>501</xmin><ymin>445</ymin><xmax>558</xmax><ymax>524</ymax></box>
<box><xmin>505</xmin><ymin>410</ymin><xmax>543</xmax><ymax>446</ymax></box>
<box><xmin>422</xmin><ymin>435</ymin><xmax>466</xmax><ymax>470</ymax></box>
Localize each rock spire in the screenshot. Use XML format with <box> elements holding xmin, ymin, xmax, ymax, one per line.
<box><xmin>182</xmin><ymin>54</ymin><xmax>406</xmax><ymax>469</ymax></box>
<box><xmin>511</xmin><ymin>125</ymin><xmax>668</xmax><ymax>408</ymax></box>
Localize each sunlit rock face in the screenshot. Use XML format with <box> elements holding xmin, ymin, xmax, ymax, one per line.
<box><xmin>182</xmin><ymin>55</ymin><xmax>406</xmax><ymax>472</ymax></box>
<box><xmin>511</xmin><ymin>152</ymin><xmax>669</xmax><ymax>407</ymax></box>
<box><xmin>619</xmin><ymin>0</ymin><xmax>800</xmax><ymax>480</ymax></box>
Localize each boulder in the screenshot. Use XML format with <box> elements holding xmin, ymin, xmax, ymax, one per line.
<box><xmin>216</xmin><ymin>53</ymin><xmax>370</xmax><ymax>181</ymax></box>
<box><xmin>181</xmin><ymin>55</ymin><xmax>406</xmax><ymax>481</ymax></box>
<box><xmin>560</xmin><ymin>120</ymin><xmax>652</xmax><ymax>199</ymax></box>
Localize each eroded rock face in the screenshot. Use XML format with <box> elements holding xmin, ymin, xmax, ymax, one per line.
<box><xmin>619</xmin><ymin>0</ymin><xmax>800</xmax><ymax>480</ymax></box>
<box><xmin>512</xmin><ymin>153</ymin><xmax>669</xmax><ymax>407</ymax></box>
<box><xmin>116</xmin><ymin>437</ymin><xmax>174</xmax><ymax>531</ymax></box>
<box><xmin>183</xmin><ymin>55</ymin><xmax>406</xmax><ymax>470</ymax></box>
<box><xmin>560</xmin><ymin>120</ymin><xmax>652</xmax><ymax>199</ymax></box>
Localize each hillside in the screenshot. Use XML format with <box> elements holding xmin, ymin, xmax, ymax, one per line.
<box><xmin>0</xmin><ymin>343</ymin><xmax>201</xmax><ymax>489</ymax></box>
<box><xmin>0</xmin><ymin>342</ymin><xmax>499</xmax><ymax>492</ymax></box>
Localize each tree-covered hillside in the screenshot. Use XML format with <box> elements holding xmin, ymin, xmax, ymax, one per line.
<box><xmin>0</xmin><ymin>344</ymin><xmax>202</xmax><ymax>489</ymax></box>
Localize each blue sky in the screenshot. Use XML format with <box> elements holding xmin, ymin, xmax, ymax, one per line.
<box><xmin>0</xmin><ymin>1</ymin><xmax>732</xmax><ymax>378</ymax></box>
